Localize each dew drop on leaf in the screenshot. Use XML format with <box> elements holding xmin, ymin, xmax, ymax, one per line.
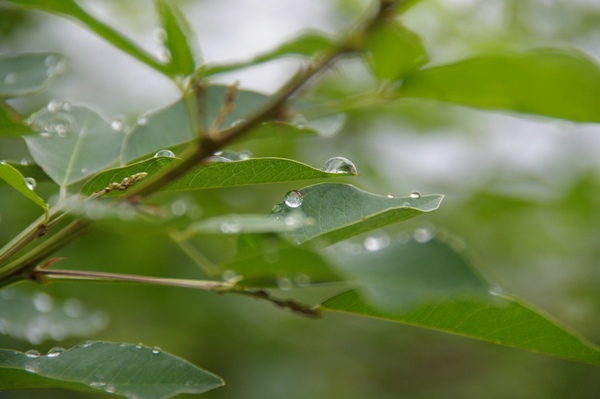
<box><xmin>111</xmin><ymin>117</ymin><xmax>125</xmax><ymax>131</ymax></box>
<box><xmin>322</xmin><ymin>157</ymin><xmax>358</xmax><ymax>174</ymax></box>
<box><xmin>277</xmin><ymin>276</ymin><xmax>292</xmax><ymax>290</ymax></box>
<box><xmin>46</xmin><ymin>347</ymin><xmax>65</xmax><ymax>358</ymax></box>
<box><xmin>137</xmin><ymin>117</ymin><xmax>148</xmax><ymax>126</ymax></box>
<box><xmin>154</xmin><ymin>149</ymin><xmax>175</xmax><ymax>158</ymax></box>
<box><xmin>24</xmin><ymin>176</ymin><xmax>37</xmax><ymax>190</ymax></box>
<box><xmin>46</xmin><ymin>100</ymin><xmax>61</xmax><ymax>113</ymax></box>
<box><xmin>239</xmin><ymin>150</ymin><xmax>252</xmax><ymax>160</ymax></box>
<box><xmin>151</xmin><ymin>346</ymin><xmax>161</xmax><ymax>355</ymax></box>
<box><xmin>409</xmin><ymin>190</ymin><xmax>421</xmax><ymax>199</ymax></box>
<box><xmin>24</xmin><ymin>349</ymin><xmax>41</xmax><ymax>358</ymax></box>
<box><xmin>152</xmin><ymin>27</ymin><xmax>167</xmax><ymax>43</ymax></box>
<box><xmin>230</xmin><ymin>119</ymin><xmax>246</xmax><ymax>127</ymax></box>
<box><xmin>386</xmin><ymin>193</ymin><xmax>395</xmax><ymax>198</ymax></box>
<box><xmin>284</xmin><ymin>190</ymin><xmax>303</xmax><ymax>208</ymax></box>
<box><xmin>89</xmin><ymin>375</ymin><xmax>107</xmax><ymax>388</ymax></box>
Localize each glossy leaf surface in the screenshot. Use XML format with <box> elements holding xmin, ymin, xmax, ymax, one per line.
<box><xmin>0</xmin><ymin>53</ymin><xmax>65</xmax><ymax>98</ymax></box>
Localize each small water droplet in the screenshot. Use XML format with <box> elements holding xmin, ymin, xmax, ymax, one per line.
<box><xmin>135</xmin><ymin>343</ymin><xmax>143</xmax><ymax>349</ymax></box>
<box><xmin>151</xmin><ymin>346</ymin><xmax>161</xmax><ymax>355</ymax></box>
<box><xmin>24</xmin><ymin>177</ymin><xmax>37</xmax><ymax>190</ymax></box>
<box><xmin>238</xmin><ymin>150</ymin><xmax>252</xmax><ymax>160</ymax></box>
<box><xmin>111</xmin><ymin>116</ymin><xmax>125</xmax><ymax>131</ymax></box>
<box><xmin>271</xmin><ymin>203</ymin><xmax>283</xmax><ymax>213</ymax></box>
<box><xmin>402</xmin><ymin>202</ymin><xmax>411</xmax><ymax>207</ymax></box>
<box><xmin>46</xmin><ymin>347</ymin><xmax>65</xmax><ymax>358</ymax></box>
<box><xmin>89</xmin><ymin>375</ymin><xmax>107</xmax><ymax>388</ymax></box>
<box><xmin>20</xmin><ymin>158</ymin><xmax>29</xmax><ymax>165</ymax></box>
<box><xmin>62</xmin><ymin>101</ymin><xmax>72</xmax><ymax>111</ymax></box>
<box><xmin>322</xmin><ymin>157</ymin><xmax>358</xmax><ymax>174</ymax></box>
<box><xmin>80</xmin><ymin>341</ymin><xmax>95</xmax><ymax>348</ymax></box>
<box><xmin>396</xmin><ymin>231</ymin><xmax>410</xmax><ymax>243</ymax></box>
<box><xmin>294</xmin><ymin>274</ymin><xmax>311</xmax><ymax>287</ymax></box>
<box><xmin>32</xmin><ymin>292</ymin><xmax>52</xmax><ymax>313</ymax></box>
<box><xmin>137</xmin><ymin>117</ymin><xmax>148</xmax><ymax>126</ymax></box>
<box><xmin>154</xmin><ymin>149</ymin><xmax>175</xmax><ymax>158</ymax></box>
<box><xmin>40</xmin><ymin>131</ymin><xmax>52</xmax><ymax>138</ymax></box>
<box><xmin>220</xmin><ymin>222</ymin><xmax>241</xmax><ymax>233</ymax></box>
<box><xmin>291</xmin><ymin>114</ymin><xmax>307</xmax><ymax>128</ymax></box>
<box><xmin>284</xmin><ymin>190</ymin><xmax>303</xmax><ymax>208</ymax></box>
<box><xmin>230</xmin><ymin>119</ymin><xmax>246</xmax><ymax>127</ymax></box>
<box><xmin>488</xmin><ymin>286</ymin><xmax>504</xmax><ymax>297</ymax></box>
<box><xmin>386</xmin><ymin>193</ymin><xmax>395</xmax><ymax>198</ymax></box>
<box><xmin>277</xmin><ymin>277</ymin><xmax>292</xmax><ymax>290</ymax></box>
<box><xmin>363</xmin><ymin>235</ymin><xmax>390</xmax><ymax>252</ymax></box>
<box><xmin>4</xmin><ymin>72</ymin><xmax>16</xmax><ymax>85</ymax></box>
<box><xmin>413</xmin><ymin>228</ymin><xmax>434</xmax><ymax>243</ymax></box>
<box><xmin>409</xmin><ymin>191</ymin><xmax>421</xmax><ymax>199</ymax></box>
<box><xmin>105</xmin><ymin>385</ymin><xmax>116</xmax><ymax>394</ymax></box>
<box><xmin>24</xmin><ymin>363</ymin><xmax>39</xmax><ymax>373</ymax></box>
<box><xmin>157</xmin><ymin>47</ymin><xmax>171</xmax><ymax>62</ymax></box>
<box><xmin>152</xmin><ymin>27</ymin><xmax>167</xmax><ymax>43</ymax></box>
<box><xmin>25</xmin><ymin>349</ymin><xmax>41</xmax><ymax>358</ymax></box>
<box><xmin>46</xmin><ymin>100</ymin><xmax>62</xmax><ymax>112</ymax></box>
<box><xmin>81</xmin><ymin>167</ymin><xmax>89</xmax><ymax>174</ymax></box>
<box><xmin>46</xmin><ymin>112</ymin><xmax>76</xmax><ymax>138</ymax></box>
<box><xmin>221</xmin><ymin>269</ymin><xmax>239</xmax><ymax>283</ymax></box>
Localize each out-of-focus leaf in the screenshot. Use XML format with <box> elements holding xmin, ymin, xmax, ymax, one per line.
<box><xmin>0</xmin><ymin>341</ymin><xmax>224</xmax><ymax>398</ymax></box>
<box><xmin>0</xmin><ymin>161</ymin><xmax>48</xmax><ymax>212</ymax></box>
<box><xmin>322</xmin><ymin>289</ymin><xmax>600</xmax><ymax>366</ymax></box>
<box><xmin>272</xmin><ymin>183</ymin><xmax>443</xmax><ymax>247</ymax></box>
<box><xmin>4</xmin><ymin>0</ymin><xmax>168</xmax><ymax>76</ymax></box>
<box><xmin>183</xmin><ymin>212</ymin><xmax>311</xmax><ymax>236</ymax></box>
<box><xmin>121</xmin><ymin>86</ymin><xmax>269</xmax><ymax>163</ymax></box>
<box><xmin>365</xmin><ymin>20</ymin><xmax>427</xmax><ymax>81</ymax></box>
<box><xmin>0</xmin><ymin>286</ymin><xmax>107</xmax><ymax>344</ymax></box>
<box><xmin>329</xmin><ymin>237</ymin><xmax>490</xmax><ymax>309</ymax></box>
<box><xmin>81</xmin><ymin>157</ymin><xmax>355</xmax><ymax>196</ymax></box>
<box><xmin>0</xmin><ymin>53</ymin><xmax>65</xmax><ymax>98</ymax></box>
<box><xmin>24</xmin><ymin>104</ymin><xmax>123</xmax><ymax>187</ymax></box>
<box><xmin>205</xmin><ymin>31</ymin><xmax>334</xmax><ymax>76</ymax></box>
<box><xmin>156</xmin><ymin>0</ymin><xmax>200</xmax><ymax>76</ymax></box>
<box><xmin>0</xmin><ymin>102</ymin><xmax>35</xmax><ymax>137</ymax></box>
<box><xmin>400</xmin><ymin>49</ymin><xmax>600</xmax><ymax>122</ymax></box>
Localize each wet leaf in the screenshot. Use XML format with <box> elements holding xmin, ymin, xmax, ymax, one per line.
<box><xmin>0</xmin><ymin>102</ymin><xmax>35</xmax><ymax>137</ymax></box>
<box><xmin>273</xmin><ymin>183</ymin><xmax>443</xmax><ymax>247</ymax></box>
<box><xmin>0</xmin><ymin>161</ymin><xmax>48</xmax><ymax>213</ymax></box>
<box><xmin>401</xmin><ymin>49</ymin><xmax>600</xmax><ymax>122</ymax></box>
<box><xmin>24</xmin><ymin>104</ymin><xmax>123</xmax><ymax>187</ymax></box>
<box><xmin>0</xmin><ymin>53</ymin><xmax>65</xmax><ymax>98</ymax></box>
<box><xmin>0</xmin><ymin>341</ymin><xmax>224</xmax><ymax>398</ymax></box>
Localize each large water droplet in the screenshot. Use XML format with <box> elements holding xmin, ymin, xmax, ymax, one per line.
<box><xmin>46</xmin><ymin>347</ymin><xmax>65</xmax><ymax>358</ymax></box>
<box><xmin>25</xmin><ymin>349</ymin><xmax>41</xmax><ymax>358</ymax></box>
<box><xmin>238</xmin><ymin>150</ymin><xmax>252</xmax><ymax>160</ymax></box>
<box><xmin>32</xmin><ymin>292</ymin><xmax>52</xmax><ymax>313</ymax></box>
<box><xmin>409</xmin><ymin>191</ymin><xmax>421</xmax><ymax>199</ymax></box>
<box><xmin>283</xmin><ymin>190</ymin><xmax>303</xmax><ymax>208</ymax></box>
<box><xmin>323</xmin><ymin>157</ymin><xmax>358</xmax><ymax>175</ymax></box>
<box><xmin>4</xmin><ymin>72</ymin><xmax>17</xmax><ymax>85</ymax></box>
<box><xmin>154</xmin><ymin>149</ymin><xmax>175</xmax><ymax>158</ymax></box>
<box><xmin>24</xmin><ymin>177</ymin><xmax>37</xmax><ymax>190</ymax></box>
<box><xmin>47</xmin><ymin>112</ymin><xmax>76</xmax><ymax>137</ymax></box>
<box><xmin>277</xmin><ymin>277</ymin><xmax>292</xmax><ymax>290</ymax></box>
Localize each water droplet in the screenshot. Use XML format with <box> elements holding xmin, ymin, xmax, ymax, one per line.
<box><xmin>220</xmin><ymin>222</ymin><xmax>241</xmax><ymax>233</ymax></box>
<box><xmin>322</xmin><ymin>157</ymin><xmax>358</xmax><ymax>174</ymax></box>
<box><xmin>89</xmin><ymin>375</ymin><xmax>107</xmax><ymax>388</ymax></box>
<box><xmin>0</xmin><ymin>318</ymin><xmax>8</xmax><ymax>334</ymax></box>
<box><xmin>25</xmin><ymin>349</ymin><xmax>41</xmax><ymax>358</ymax></box>
<box><xmin>46</xmin><ymin>347</ymin><xmax>65</xmax><ymax>358</ymax></box>
<box><xmin>413</xmin><ymin>228</ymin><xmax>434</xmax><ymax>243</ymax></box>
<box><xmin>62</xmin><ymin>101</ymin><xmax>72</xmax><ymax>111</ymax></box>
<box><xmin>24</xmin><ymin>363</ymin><xmax>39</xmax><ymax>373</ymax></box>
<box><xmin>137</xmin><ymin>117</ymin><xmax>148</xmax><ymax>126</ymax></box>
<box><xmin>111</xmin><ymin>116</ymin><xmax>125</xmax><ymax>131</ymax></box>
<box><xmin>291</xmin><ymin>114</ymin><xmax>307</xmax><ymax>129</ymax></box>
<box><xmin>81</xmin><ymin>167</ymin><xmax>89</xmax><ymax>174</ymax></box>
<box><xmin>409</xmin><ymin>191</ymin><xmax>421</xmax><ymax>199</ymax></box>
<box><xmin>154</xmin><ymin>149</ymin><xmax>175</xmax><ymax>158</ymax></box>
<box><xmin>151</xmin><ymin>346</ymin><xmax>161</xmax><ymax>355</ymax></box>
<box><xmin>46</xmin><ymin>100</ymin><xmax>62</xmax><ymax>113</ymax></box>
<box><xmin>386</xmin><ymin>193</ymin><xmax>395</xmax><ymax>198</ymax></box>
<box><xmin>221</xmin><ymin>269</ymin><xmax>240</xmax><ymax>283</ymax></box>
<box><xmin>294</xmin><ymin>274</ymin><xmax>311</xmax><ymax>287</ymax></box>
<box><xmin>230</xmin><ymin>119</ymin><xmax>246</xmax><ymax>127</ymax></box>
<box><xmin>157</xmin><ymin>47</ymin><xmax>171</xmax><ymax>62</ymax></box>
<box><xmin>271</xmin><ymin>203</ymin><xmax>283</xmax><ymax>214</ymax></box>
<box><xmin>105</xmin><ymin>385</ymin><xmax>116</xmax><ymax>394</ymax></box>
<box><xmin>63</xmin><ymin>298</ymin><xmax>83</xmax><ymax>317</ymax></box>
<box><xmin>44</xmin><ymin>55</ymin><xmax>57</xmax><ymax>68</ymax></box>
<box><xmin>20</xmin><ymin>158</ymin><xmax>29</xmax><ymax>165</ymax></box>
<box><xmin>24</xmin><ymin>176</ymin><xmax>36</xmax><ymax>190</ymax></box>
<box><xmin>170</xmin><ymin>200</ymin><xmax>188</xmax><ymax>216</ymax></box>
<box><xmin>32</xmin><ymin>292</ymin><xmax>52</xmax><ymax>312</ymax></box>
<box><xmin>135</xmin><ymin>343</ymin><xmax>143</xmax><ymax>349</ymax></box>
<box><xmin>238</xmin><ymin>150</ymin><xmax>252</xmax><ymax>160</ymax></box>
<box><xmin>277</xmin><ymin>277</ymin><xmax>292</xmax><ymax>290</ymax></box>
<box><xmin>80</xmin><ymin>341</ymin><xmax>95</xmax><ymax>348</ymax></box>
<box><xmin>40</xmin><ymin>131</ymin><xmax>52</xmax><ymax>138</ymax></box>
<box><xmin>402</xmin><ymin>202</ymin><xmax>411</xmax><ymax>207</ymax></box>
<box><xmin>363</xmin><ymin>234</ymin><xmax>390</xmax><ymax>252</ymax></box>
<box><xmin>284</xmin><ymin>190</ymin><xmax>303</xmax><ymax>208</ymax></box>
<box><xmin>488</xmin><ymin>286</ymin><xmax>504</xmax><ymax>297</ymax></box>
<box><xmin>4</xmin><ymin>72</ymin><xmax>16</xmax><ymax>85</ymax></box>
<box><xmin>47</xmin><ymin>112</ymin><xmax>76</xmax><ymax>137</ymax></box>
<box><xmin>152</xmin><ymin>27</ymin><xmax>167</xmax><ymax>43</ymax></box>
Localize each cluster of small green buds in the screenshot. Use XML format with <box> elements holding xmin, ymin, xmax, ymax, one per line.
<box><xmin>104</xmin><ymin>172</ymin><xmax>149</xmax><ymax>193</ymax></box>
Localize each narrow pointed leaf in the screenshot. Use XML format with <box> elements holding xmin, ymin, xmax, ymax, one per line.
<box><xmin>156</xmin><ymin>0</ymin><xmax>200</xmax><ymax>76</ymax></box>
<box><xmin>205</xmin><ymin>31</ymin><xmax>333</xmax><ymax>76</ymax></box>
<box><xmin>0</xmin><ymin>341</ymin><xmax>224</xmax><ymax>398</ymax></box>
<box><xmin>121</xmin><ymin>86</ymin><xmax>269</xmax><ymax>163</ymax></box>
<box><xmin>365</xmin><ymin>20</ymin><xmax>427</xmax><ymax>81</ymax></box>
<box><xmin>273</xmin><ymin>183</ymin><xmax>443</xmax><ymax>247</ymax></box>
<box><xmin>24</xmin><ymin>104</ymin><xmax>123</xmax><ymax>187</ymax></box>
<box><xmin>400</xmin><ymin>49</ymin><xmax>600</xmax><ymax>122</ymax></box>
<box><xmin>0</xmin><ymin>102</ymin><xmax>35</xmax><ymax>137</ymax></box>
<box><xmin>0</xmin><ymin>53</ymin><xmax>65</xmax><ymax>98</ymax></box>
<box><xmin>0</xmin><ymin>161</ymin><xmax>54</xmax><ymax>186</ymax></box>
<box><xmin>322</xmin><ymin>290</ymin><xmax>600</xmax><ymax>366</ymax></box>
<box><xmin>80</xmin><ymin>157</ymin><xmax>355</xmax><ymax>196</ymax></box>
<box><xmin>0</xmin><ymin>161</ymin><xmax>48</xmax><ymax>212</ymax></box>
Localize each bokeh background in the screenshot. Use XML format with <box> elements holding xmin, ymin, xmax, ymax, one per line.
<box><xmin>2</xmin><ymin>0</ymin><xmax>600</xmax><ymax>398</ymax></box>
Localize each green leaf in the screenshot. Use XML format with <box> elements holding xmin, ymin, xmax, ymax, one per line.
<box><xmin>273</xmin><ymin>183</ymin><xmax>443</xmax><ymax>247</ymax></box>
<box><xmin>329</xmin><ymin>238</ymin><xmax>490</xmax><ymax>309</ymax></box>
<box><xmin>205</xmin><ymin>31</ymin><xmax>334</xmax><ymax>76</ymax></box>
<box><xmin>183</xmin><ymin>212</ymin><xmax>312</xmax><ymax>235</ymax></box>
<box><xmin>365</xmin><ymin>20</ymin><xmax>427</xmax><ymax>81</ymax></box>
<box><xmin>0</xmin><ymin>161</ymin><xmax>48</xmax><ymax>212</ymax></box>
<box><xmin>24</xmin><ymin>104</ymin><xmax>123</xmax><ymax>187</ymax></box>
<box><xmin>121</xmin><ymin>86</ymin><xmax>269</xmax><ymax>163</ymax></box>
<box><xmin>0</xmin><ymin>102</ymin><xmax>35</xmax><ymax>137</ymax></box>
<box><xmin>0</xmin><ymin>286</ymin><xmax>107</xmax><ymax>343</ymax></box>
<box><xmin>322</xmin><ymin>290</ymin><xmax>600</xmax><ymax>366</ymax></box>
<box><xmin>400</xmin><ymin>49</ymin><xmax>600</xmax><ymax>122</ymax></box>
<box><xmin>80</xmin><ymin>157</ymin><xmax>354</xmax><ymax>196</ymax></box>
<box><xmin>0</xmin><ymin>341</ymin><xmax>224</xmax><ymax>398</ymax></box>
<box><xmin>155</xmin><ymin>0</ymin><xmax>200</xmax><ymax>76</ymax></box>
<box><xmin>0</xmin><ymin>53</ymin><xmax>65</xmax><ymax>98</ymax></box>
<box><xmin>0</xmin><ymin>161</ymin><xmax>54</xmax><ymax>187</ymax></box>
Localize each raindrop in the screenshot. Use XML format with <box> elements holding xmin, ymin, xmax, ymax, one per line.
<box><xmin>40</xmin><ymin>131</ymin><xmax>52</xmax><ymax>138</ymax></box>
<box><xmin>25</xmin><ymin>349</ymin><xmax>41</xmax><ymax>358</ymax></box>
<box><xmin>230</xmin><ymin>119</ymin><xmax>246</xmax><ymax>127</ymax></box>
<box><xmin>20</xmin><ymin>158</ymin><xmax>29</xmax><ymax>165</ymax></box>
<box><xmin>62</xmin><ymin>101</ymin><xmax>72</xmax><ymax>111</ymax></box>
<box><xmin>154</xmin><ymin>149</ymin><xmax>175</xmax><ymax>158</ymax></box>
<box><xmin>4</xmin><ymin>73</ymin><xmax>16</xmax><ymax>85</ymax></box>
<box><xmin>89</xmin><ymin>375</ymin><xmax>107</xmax><ymax>388</ymax></box>
<box><xmin>409</xmin><ymin>191</ymin><xmax>421</xmax><ymax>199</ymax></box>
<box><xmin>221</xmin><ymin>270</ymin><xmax>239</xmax><ymax>283</ymax></box>
<box><xmin>80</xmin><ymin>341</ymin><xmax>95</xmax><ymax>348</ymax></box>
<box><xmin>283</xmin><ymin>190</ymin><xmax>303</xmax><ymax>208</ymax></box>
<box><xmin>349</xmin><ymin>243</ymin><xmax>363</xmax><ymax>255</ymax></box>
<box><xmin>402</xmin><ymin>202</ymin><xmax>410</xmax><ymax>207</ymax></box>
<box><xmin>488</xmin><ymin>286</ymin><xmax>504</xmax><ymax>297</ymax></box>
<box><xmin>81</xmin><ymin>167</ymin><xmax>89</xmax><ymax>174</ymax></box>
<box><xmin>152</xmin><ymin>27</ymin><xmax>167</xmax><ymax>43</ymax></box>
<box><xmin>47</xmin><ymin>112</ymin><xmax>76</xmax><ymax>137</ymax></box>
<box><xmin>44</xmin><ymin>55</ymin><xmax>57</xmax><ymax>68</ymax></box>
<box><xmin>32</xmin><ymin>292</ymin><xmax>52</xmax><ymax>313</ymax></box>
<box><xmin>322</xmin><ymin>157</ymin><xmax>358</xmax><ymax>175</ymax></box>
<box><xmin>386</xmin><ymin>193</ymin><xmax>395</xmax><ymax>198</ymax></box>
<box><xmin>46</xmin><ymin>100</ymin><xmax>62</xmax><ymax>113</ymax></box>
<box><xmin>170</xmin><ymin>200</ymin><xmax>188</xmax><ymax>216</ymax></box>
<box><xmin>220</xmin><ymin>222</ymin><xmax>241</xmax><ymax>234</ymax></box>
<box><xmin>111</xmin><ymin>117</ymin><xmax>125</xmax><ymax>131</ymax></box>
<box><xmin>24</xmin><ymin>363</ymin><xmax>39</xmax><ymax>373</ymax></box>
<box><xmin>135</xmin><ymin>343</ymin><xmax>143</xmax><ymax>349</ymax></box>
<box><xmin>137</xmin><ymin>117</ymin><xmax>148</xmax><ymax>126</ymax></box>
<box><xmin>363</xmin><ymin>235</ymin><xmax>390</xmax><ymax>252</ymax></box>
<box><xmin>238</xmin><ymin>150</ymin><xmax>252</xmax><ymax>160</ymax></box>
<box><xmin>294</xmin><ymin>274</ymin><xmax>311</xmax><ymax>287</ymax></box>
<box><xmin>46</xmin><ymin>347</ymin><xmax>65</xmax><ymax>358</ymax></box>
<box><xmin>277</xmin><ymin>277</ymin><xmax>292</xmax><ymax>290</ymax></box>
<box><xmin>63</xmin><ymin>298</ymin><xmax>83</xmax><ymax>318</ymax></box>
<box><xmin>291</xmin><ymin>114</ymin><xmax>307</xmax><ymax>129</ymax></box>
<box><xmin>157</xmin><ymin>47</ymin><xmax>171</xmax><ymax>62</ymax></box>
<box><xmin>105</xmin><ymin>386</ymin><xmax>117</xmax><ymax>394</ymax></box>
<box><xmin>151</xmin><ymin>346</ymin><xmax>161</xmax><ymax>355</ymax></box>
<box><xmin>271</xmin><ymin>203</ymin><xmax>283</xmax><ymax>214</ymax></box>
<box><xmin>413</xmin><ymin>228</ymin><xmax>434</xmax><ymax>243</ymax></box>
